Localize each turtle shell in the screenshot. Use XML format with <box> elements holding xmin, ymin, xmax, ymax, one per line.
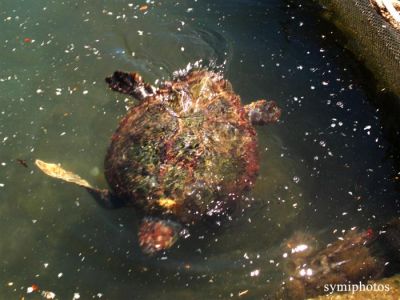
<box><xmin>104</xmin><ymin>70</ymin><xmax>259</xmax><ymax>224</ymax></box>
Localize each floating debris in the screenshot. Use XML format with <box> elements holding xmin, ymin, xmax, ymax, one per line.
<box><xmin>72</xmin><ymin>292</ymin><xmax>81</xmax><ymax>300</ymax></box>
<box><xmin>292</xmin><ymin>176</ymin><xmax>300</xmax><ymax>184</ymax></box>
<box><xmin>16</xmin><ymin>158</ymin><xmax>28</xmax><ymax>168</ymax></box>
<box><xmin>250</xmin><ymin>269</ymin><xmax>260</xmax><ymax>277</ymax></box>
<box><xmin>41</xmin><ymin>291</ymin><xmax>56</xmax><ymax>299</ymax></box>
<box><xmin>27</xmin><ymin>284</ymin><xmax>39</xmax><ymax>293</ymax></box>
<box><xmin>139</xmin><ymin>5</ymin><xmax>148</xmax><ymax>12</ymax></box>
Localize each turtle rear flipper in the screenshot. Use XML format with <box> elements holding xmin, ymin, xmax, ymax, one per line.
<box><xmin>105</xmin><ymin>71</ymin><xmax>156</xmax><ymax>100</ymax></box>
<box><xmin>35</xmin><ymin>159</ymin><xmax>122</xmax><ymax>209</ymax></box>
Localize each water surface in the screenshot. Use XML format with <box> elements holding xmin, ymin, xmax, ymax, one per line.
<box><xmin>1</xmin><ymin>0</ymin><xmax>399</xmax><ymax>299</ymax></box>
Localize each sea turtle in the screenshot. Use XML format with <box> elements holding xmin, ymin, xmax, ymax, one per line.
<box><xmin>36</xmin><ymin>68</ymin><xmax>281</xmax><ymax>254</ymax></box>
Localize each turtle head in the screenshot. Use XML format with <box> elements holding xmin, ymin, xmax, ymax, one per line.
<box><xmin>138</xmin><ymin>218</ymin><xmax>182</xmax><ymax>255</ymax></box>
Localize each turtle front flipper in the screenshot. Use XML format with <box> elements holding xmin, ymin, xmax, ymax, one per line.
<box><xmin>244</xmin><ymin>100</ymin><xmax>281</xmax><ymax>126</ymax></box>
<box><xmin>105</xmin><ymin>71</ymin><xmax>156</xmax><ymax>101</ymax></box>
<box><xmin>35</xmin><ymin>159</ymin><xmax>123</xmax><ymax>209</ymax></box>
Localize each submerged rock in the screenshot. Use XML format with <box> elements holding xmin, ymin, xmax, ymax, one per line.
<box><xmin>279</xmin><ymin>218</ymin><xmax>400</xmax><ymax>299</ymax></box>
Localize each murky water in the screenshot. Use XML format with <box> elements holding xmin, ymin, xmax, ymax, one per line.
<box><xmin>1</xmin><ymin>0</ymin><xmax>399</xmax><ymax>299</ymax></box>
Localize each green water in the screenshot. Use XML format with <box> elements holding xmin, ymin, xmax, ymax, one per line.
<box><xmin>1</xmin><ymin>0</ymin><xmax>399</xmax><ymax>299</ymax></box>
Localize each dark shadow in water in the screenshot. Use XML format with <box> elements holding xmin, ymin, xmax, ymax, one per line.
<box><xmin>284</xmin><ymin>0</ymin><xmax>400</xmax><ymax>215</ymax></box>
<box><xmin>309</xmin><ymin>1</ymin><xmax>400</xmax><ymax>197</ymax></box>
